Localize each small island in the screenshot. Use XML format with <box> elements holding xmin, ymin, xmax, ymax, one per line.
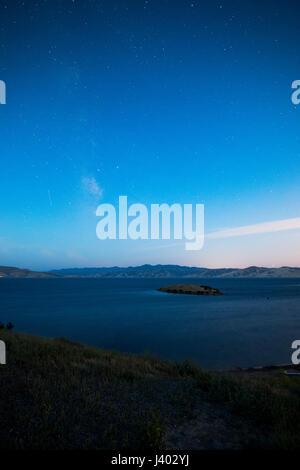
<box><xmin>158</xmin><ymin>283</ymin><xmax>223</xmax><ymax>296</ymax></box>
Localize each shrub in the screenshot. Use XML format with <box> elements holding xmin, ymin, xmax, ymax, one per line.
<box><xmin>139</xmin><ymin>411</ymin><xmax>165</xmax><ymax>450</ymax></box>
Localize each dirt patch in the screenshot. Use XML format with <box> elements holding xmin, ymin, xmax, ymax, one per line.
<box><xmin>165</xmin><ymin>399</ymin><xmax>260</xmax><ymax>450</ymax></box>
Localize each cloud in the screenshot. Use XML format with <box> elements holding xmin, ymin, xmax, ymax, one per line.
<box><xmin>207</xmin><ymin>217</ymin><xmax>300</xmax><ymax>240</ymax></box>
<box><xmin>127</xmin><ymin>216</ymin><xmax>300</xmax><ymax>252</ymax></box>
<box><xmin>82</xmin><ymin>177</ymin><xmax>103</xmax><ymax>197</ymax></box>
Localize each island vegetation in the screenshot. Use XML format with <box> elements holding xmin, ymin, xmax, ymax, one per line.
<box><xmin>158</xmin><ymin>284</ymin><xmax>223</xmax><ymax>295</ymax></box>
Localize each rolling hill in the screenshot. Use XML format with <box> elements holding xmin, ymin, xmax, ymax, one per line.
<box><xmin>50</xmin><ymin>264</ymin><xmax>300</xmax><ymax>278</ymax></box>
<box><xmin>0</xmin><ymin>266</ymin><xmax>58</xmax><ymax>278</ymax></box>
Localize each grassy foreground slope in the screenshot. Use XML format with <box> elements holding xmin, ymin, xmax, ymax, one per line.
<box><xmin>0</xmin><ymin>330</ymin><xmax>300</xmax><ymax>450</ymax></box>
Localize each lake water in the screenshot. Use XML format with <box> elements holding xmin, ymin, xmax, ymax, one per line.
<box><xmin>0</xmin><ymin>277</ymin><xmax>300</xmax><ymax>369</ymax></box>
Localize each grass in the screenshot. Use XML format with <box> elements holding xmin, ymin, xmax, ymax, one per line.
<box><xmin>0</xmin><ymin>329</ymin><xmax>300</xmax><ymax>450</ymax></box>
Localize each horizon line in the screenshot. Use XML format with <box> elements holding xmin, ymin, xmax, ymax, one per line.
<box><xmin>26</xmin><ymin>263</ymin><xmax>300</xmax><ymax>272</ymax></box>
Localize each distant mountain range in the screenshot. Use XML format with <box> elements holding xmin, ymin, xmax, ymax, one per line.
<box><xmin>2</xmin><ymin>264</ymin><xmax>300</xmax><ymax>279</ymax></box>
<box><xmin>50</xmin><ymin>264</ymin><xmax>300</xmax><ymax>278</ymax></box>
<box><xmin>0</xmin><ymin>266</ymin><xmax>58</xmax><ymax>278</ymax></box>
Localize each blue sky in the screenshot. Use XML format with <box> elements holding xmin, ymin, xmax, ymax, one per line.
<box><xmin>0</xmin><ymin>0</ymin><xmax>300</xmax><ymax>270</ymax></box>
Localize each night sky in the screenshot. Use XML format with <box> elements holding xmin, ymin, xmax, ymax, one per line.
<box><xmin>1</xmin><ymin>0</ymin><xmax>300</xmax><ymax>269</ymax></box>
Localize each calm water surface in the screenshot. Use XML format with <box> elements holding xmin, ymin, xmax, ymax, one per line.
<box><xmin>0</xmin><ymin>277</ymin><xmax>300</xmax><ymax>369</ymax></box>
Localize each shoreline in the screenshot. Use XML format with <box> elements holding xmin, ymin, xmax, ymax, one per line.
<box><xmin>2</xmin><ymin>328</ymin><xmax>296</xmax><ymax>374</ymax></box>
<box><xmin>227</xmin><ymin>363</ymin><xmax>299</xmax><ymax>373</ymax></box>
